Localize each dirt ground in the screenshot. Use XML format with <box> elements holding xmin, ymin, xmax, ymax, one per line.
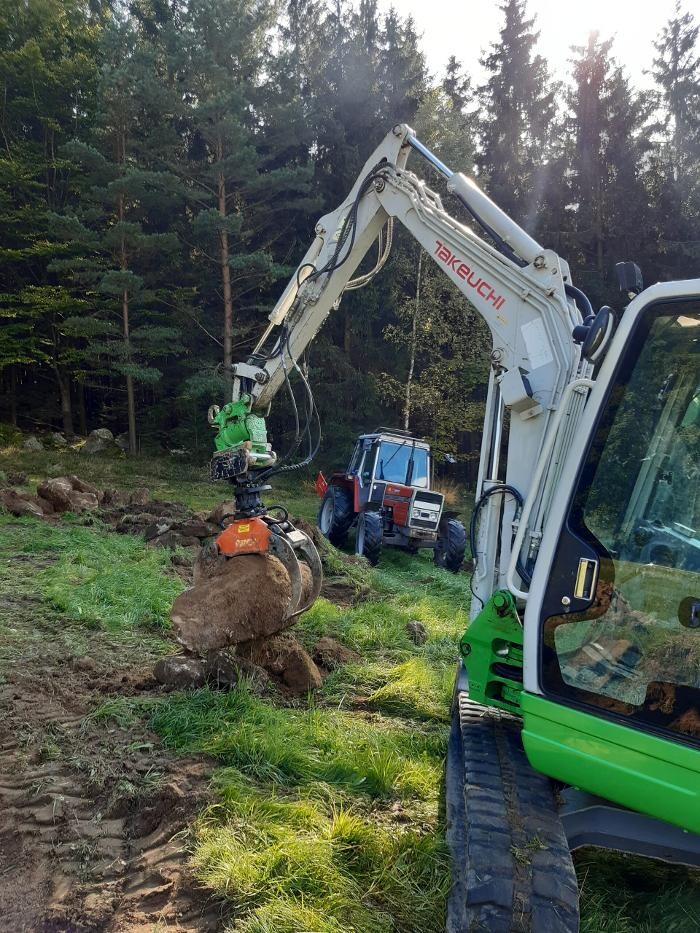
<box><xmin>0</xmin><ymin>582</ymin><xmax>226</xmax><ymax>932</ymax></box>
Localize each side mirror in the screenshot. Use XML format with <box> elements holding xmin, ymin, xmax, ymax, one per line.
<box><xmin>582</xmin><ymin>306</ymin><xmax>615</xmax><ymax>363</ymax></box>
<box><xmin>573</xmin><ymin>306</ymin><xmax>615</xmax><ymax>363</ymax></box>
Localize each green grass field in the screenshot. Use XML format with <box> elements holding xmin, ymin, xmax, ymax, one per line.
<box><xmin>1</xmin><ymin>445</ymin><xmax>699</xmax><ymax>932</ymax></box>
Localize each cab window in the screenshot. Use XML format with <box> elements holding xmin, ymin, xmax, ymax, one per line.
<box><xmin>541</xmin><ymin>299</ymin><xmax>700</xmax><ymax>743</ymax></box>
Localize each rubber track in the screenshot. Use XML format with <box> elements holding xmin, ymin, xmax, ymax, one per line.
<box><xmin>446</xmin><ymin>694</ymin><xmax>580</xmax><ymax>932</ymax></box>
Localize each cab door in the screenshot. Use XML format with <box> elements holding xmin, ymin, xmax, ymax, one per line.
<box><xmin>521</xmin><ymin>285</ymin><xmax>700</xmax><ymax>833</ymax></box>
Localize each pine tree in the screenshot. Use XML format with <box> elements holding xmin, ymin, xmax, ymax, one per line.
<box><xmin>0</xmin><ymin>0</ymin><xmax>101</xmax><ymax>431</ymax></box>
<box><xmin>52</xmin><ymin>18</ymin><xmax>184</xmax><ymax>452</ymax></box>
<box><xmin>649</xmin><ymin>2</ymin><xmax>700</xmax><ymax>278</ymax></box>
<box><xmin>565</xmin><ymin>34</ymin><xmax>654</xmax><ymax>302</ymax></box>
<box><xmin>179</xmin><ymin>0</ymin><xmax>315</xmax><ymax>397</ymax></box>
<box><xmin>478</xmin><ymin>0</ymin><xmax>556</xmax><ymax>228</ymax></box>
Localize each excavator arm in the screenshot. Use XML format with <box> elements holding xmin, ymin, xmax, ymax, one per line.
<box><xmin>216</xmin><ymin>123</ymin><xmax>592</xmax><ymax>605</ymax></box>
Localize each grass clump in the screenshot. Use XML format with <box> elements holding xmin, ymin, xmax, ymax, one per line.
<box><xmin>0</xmin><ymin>514</ymin><xmax>181</xmax><ymax>630</ymax></box>
<box><xmin>191</xmin><ymin>773</ymin><xmax>449</xmax><ymax>933</ymax></box>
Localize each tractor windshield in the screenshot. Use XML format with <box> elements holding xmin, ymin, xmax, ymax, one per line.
<box><xmin>376</xmin><ymin>442</ymin><xmax>429</xmax><ymax>487</ymax></box>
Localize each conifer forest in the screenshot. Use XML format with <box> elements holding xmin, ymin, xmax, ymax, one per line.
<box><xmin>2</xmin><ymin>0</ymin><xmax>699</xmax><ymax>469</ymax></box>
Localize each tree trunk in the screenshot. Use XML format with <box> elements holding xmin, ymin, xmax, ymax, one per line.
<box><xmin>8</xmin><ymin>365</ymin><xmax>17</xmax><ymax>427</ymax></box>
<box><xmin>57</xmin><ymin>372</ymin><xmax>74</xmax><ymax>438</ymax></box>
<box><xmin>76</xmin><ymin>380</ymin><xmax>87</xmax><ymax>436</ymax></box>
<box><xmin>122</xmin><ymin>287</ymin><xmax>137</xmax><ymax>454</ymax></box>
<box><xmin>117</xmin><ymin>176</ymin><xmax>137</xmax><ymax>455</ymax></box>
<box><xmin>217</xmin><ymin>151</ymin><xmax>233</xmax><ymax>393</ymax></box>
<box><xmin>403</xmin><ymin>251</ymin><xmax>423</xmax><ymax>431</ymax></box>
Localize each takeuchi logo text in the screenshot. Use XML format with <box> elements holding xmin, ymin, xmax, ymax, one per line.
<box><xmin>434</xmin><ymin>241</ymin><xmax>506</xmax><ymax>310</ymax></box>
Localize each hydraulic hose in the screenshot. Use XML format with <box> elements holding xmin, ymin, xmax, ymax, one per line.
<box><xmin>470</xmin><ymin>483</ymin><xmax>532</xmax><ymax>590</ymax></box>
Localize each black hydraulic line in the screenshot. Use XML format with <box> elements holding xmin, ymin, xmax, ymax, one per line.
<box><xmin>469</xmin><ymin>483</ymin><xmax>533</xmax><ymax>590</ymax></box>
<box><xmin>565</xmin><ymin>283</ymin><xmax>593</xmax><ymax>319</ymax></box>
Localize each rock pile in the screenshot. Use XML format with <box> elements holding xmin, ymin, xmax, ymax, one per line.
<box><xmin>0</xmin><ymin>474</ymin><xmax>100</xmax><ymax>517</ymax></box>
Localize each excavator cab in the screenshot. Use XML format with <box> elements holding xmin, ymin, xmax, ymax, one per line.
<box><xmin>521</xmin><ymin>291</ymin><xmax>700</xmax><ymax>817</ymax></box>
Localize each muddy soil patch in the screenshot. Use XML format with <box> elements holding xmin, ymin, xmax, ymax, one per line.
<box><xmin>0</xmin><ymin>588</ymin><xmax>225</xmax><ymax>931</ymax></box>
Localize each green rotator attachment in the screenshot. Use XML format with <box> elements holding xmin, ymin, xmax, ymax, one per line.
<box><xmin>208</xmin><ymin>394</ymin><xmax>277</xmax><ymax>480</ymax></box>
<box><xmin>459</xmin><ymin>589</ymin><xmax>524</xmax><ymax>716</ymax></box>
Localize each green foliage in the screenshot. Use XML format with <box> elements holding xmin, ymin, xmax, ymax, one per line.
<box><xmin>0</xmin><ymin>0</ymin><xmax>699</xmax><ymax>474</ymax></box>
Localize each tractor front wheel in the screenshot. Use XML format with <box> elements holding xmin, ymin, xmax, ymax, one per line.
<box><xmin>434</xmin><ymin>518</ymin><xmax>467</xmax><ymax>572</ymax></box>
<box><xmin>355</xmin><ymin>511</ymin><xmax>383</xmax><ymax>565</ymax></box>
<box><xmin>318</xmin><ymin>486</ymin><xmax>354</xmax><ymax>546</ymax></box>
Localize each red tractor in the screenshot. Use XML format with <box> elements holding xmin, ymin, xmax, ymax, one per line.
<box><xmin>316</xmin><ymin>428</ymin><xmax>467</xmax><ymax>570</ymax></box>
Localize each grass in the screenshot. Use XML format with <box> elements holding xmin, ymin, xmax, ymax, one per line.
<box><xmin>1</xmin><ymin>446</ymin><xmax>699</xmax><ymax>930</ymax></box>
<box><xmin>0</xmin><ymin>513</ymin><xmax>182</xmax><ymax>630</ymax></box>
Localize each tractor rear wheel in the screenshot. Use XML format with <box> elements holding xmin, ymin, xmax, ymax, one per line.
<box><xmin>355</xmin><ymin>511</ymin><xmax>383</xmax><ymax>565</ymax></box>
<box><xmin>318</xmin><ymin>486</ymin><xmax>354</xmax><ymax>546</ymax></box>
<box><xmin>446</xmin><ymin>687</ymin><xmax>580</xmax><ymax>932</ymax></box>
<box><xmin>434</xmin><ymin>518</ymin><xmax>467</xmax><ymax>572</ymax></box>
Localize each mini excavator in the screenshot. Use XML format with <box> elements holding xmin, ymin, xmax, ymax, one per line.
<box><xmin>200</xmin><ymin>124</ymin><xmax>700</xmax><ymax>930</ymax></box>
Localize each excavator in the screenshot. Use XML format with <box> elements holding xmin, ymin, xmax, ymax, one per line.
<box><xmin>199</xmin><ymin>124</ymin><xmax>700</xmax><ymax>930</ymax></box>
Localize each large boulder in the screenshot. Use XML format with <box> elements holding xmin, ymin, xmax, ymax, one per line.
<box><xmin>50</xmin><ymin>432</ymin><xmax>68</xmax><ymax>448</ymax></box>
<box><xmin>170</xmin><ymin>552</ymin><xmax>314</xmax><ymax>653</ymax></box>
<box><xmin>23</xmin><ymin>435</ymin><xmax>44</xmax><ymax>452</ymax></box>
<box><xmin>37</xmin><ymin>476</ymin><xmax>99</xmax><ymax>513</ymax></box>
<box><xmin>80</xmin><ymin>428</ymin><xmax>117</xmax><ymax>456</ymax></box>
<box><xmin>36</xmin><ymin>477</ymin><xmax>74</xmax><ymax>511</ymax></box>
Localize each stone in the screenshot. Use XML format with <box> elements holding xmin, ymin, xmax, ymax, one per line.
<box><xmin>6</xmin><ymin>471</ymin><xmax>26</xmax><ymax>486</ymax></box>
<box><xmin>204</xmin><ymin>651</ymin><xmax>270</xmax><ymax>692</ymax></box>
<box><xmin>238</xmin><ymin>633</ymin><xmax>323</xmax><ymax>693</ymax></box>
<box><xmin>37</xmin><ymin>478</ymin><xmax>74</xmax><ymax>512</ymax></box>
<box><xmin>81</xmin><ymin>428</ymin><xmax>116</xmax><ymax>456</ymax></box>
<box><xmin>178</xmin><ymin>520</ymin><xmax>221</xmax><ymax>539</ymax></box>
<box><xmin>129</xmin><ymin>487</ymin><xmax>150</xmax><ymax>506</ymax></box>
<box><xmin>114</xmin><ymin>432</ymin><xmax>130</xmax><ymax>451</ymax></box>
<box><xmin>405</xmin><ymin>620</ymin><xmax>428</xmax><ymax>646</ymax></box>
<box><xmin>23</xmin><ymin>435</ymin><xmax>44</xmax><ymax>452</ymax></box>
<box><xmin>0</xmin><ymin>489</ymin><xmax>44</xmax><ymax>518</ymax></box>
<box><xmin>312</xmin><ymin>636</ymin><xmax>360</xmax><ymax>669</ymax></box>
<box><xmin>36</xmin><ymin>476</ymin><xmax>98</xmax><ymax>513</ymax></box>
<box><xmin>206</xmin><ymin>501</ymin><xmax>237</xmax><ymax>526</ymax></box>
<box><xmin>67</xmin><ymin>475</ymin><xmax>99</xmax><ymax>496</ymax></box>
<box><xmin>35</xmin><ymin>496</ymin><xmax>55</xmax><ymax>515</ymax></box>
<box><xmin>50</xmin><ymin>432</ymin><xmax>68</xmax><ymax>448</ymax></box>
<box><xmin>143</xmin><ymin>521</ymin><xmax>172</xmax><ymax>542</ymax></box>
<box><xmin>170</xmin><ymin>553</ymin><xmax>314</xmax><ymax>653</ymax></box>
<box><xmin>68</xmin><ymin>491</ymin><xmax>99</xmax><ymax>512</ymax></box>
<box><xmin>153</xmin><ymin>655</ymin><xmax>207</xmax><ymax>689</ymax></box>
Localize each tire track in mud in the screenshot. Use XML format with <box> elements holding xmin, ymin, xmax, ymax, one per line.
<box><xmin>0</xmin><ymin>589</ymin><xmax>225</xmax><ymax>932</ymax></box>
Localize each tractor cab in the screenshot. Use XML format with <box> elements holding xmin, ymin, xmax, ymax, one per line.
<box><xmin>317</xmin><ymin>428</ymin><xmax>466</xmax><ymax>569</ymax></box>
<box><xmin>350</xmin><ymin>428</ymin><xmax>430</xmax><ymax>491</ymax></box>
